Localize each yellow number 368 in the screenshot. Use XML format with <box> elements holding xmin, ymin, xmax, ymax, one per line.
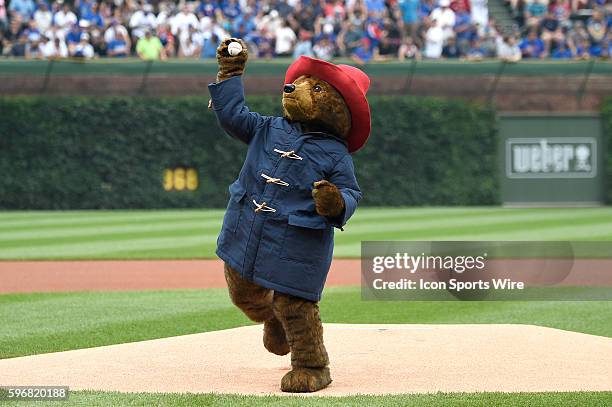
<box><xmin>163</xmin><ymin>167</ymin><xmax>198</xmax><ymax>191</ymax></box>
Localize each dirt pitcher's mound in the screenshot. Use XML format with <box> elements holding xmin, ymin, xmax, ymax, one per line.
<box><xmin>0</xmin><ymin>324</ymin><xmax>610</xmax><ymax>395</ymax></box>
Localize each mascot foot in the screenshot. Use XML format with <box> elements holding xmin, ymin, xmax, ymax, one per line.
<box><xmin>263</xmin><ymin>318</ymin><xmax>289</xmax><ymax>355</ymax></box>
<box><xmin>280</xmin><ymin>367</ymin><xmax>332</xmax><ymax>393</ymax></box>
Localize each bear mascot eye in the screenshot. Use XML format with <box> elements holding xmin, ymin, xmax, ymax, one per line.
<box><xmin>313</xmin><ymin>85</ymin><xmax>323</xmax><ymax>92</ymax></box>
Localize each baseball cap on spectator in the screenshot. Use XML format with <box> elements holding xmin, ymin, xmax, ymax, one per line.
<box><xmin>439</xmin><ymin>0</ymin><xmax>451</xmax><ymax>7</ymax></box>
<box><xmin>81</xmin><ymin>33</ymin><xmax>90</xmax><ymax>41</ymax></box>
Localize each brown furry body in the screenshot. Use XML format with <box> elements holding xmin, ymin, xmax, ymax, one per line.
<box><xmin>216</xmin><ymin>38</ymin><xmax>349</xmax><ymax>392</ymax></box>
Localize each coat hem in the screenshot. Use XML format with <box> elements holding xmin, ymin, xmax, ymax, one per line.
<box><xmin>252</xmin><ymin>276</ymin><xmax>321</xmax><ymax>302</ymax></box>
<box><xmin>216</xmin><ymin>248</ymin><xmax>321</xmax><ymax>302</ymax></box>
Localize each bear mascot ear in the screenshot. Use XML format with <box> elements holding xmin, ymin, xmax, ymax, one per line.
<box><xmin>285</xmin><ymin>57</ymin><xmax>371</xmax><ymax>153</ymax></box>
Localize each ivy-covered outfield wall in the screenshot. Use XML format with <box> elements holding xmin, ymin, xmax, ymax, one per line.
<box><xmin>0</xmin><ymin>96</ymin><xmax>498</xmax><ymax>209</ymax></box>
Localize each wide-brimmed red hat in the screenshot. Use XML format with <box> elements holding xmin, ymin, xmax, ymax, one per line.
<box><xmin>284</xmin><ymin>56</ymin><xmax>371</xmax><ymax>153</ymax></box>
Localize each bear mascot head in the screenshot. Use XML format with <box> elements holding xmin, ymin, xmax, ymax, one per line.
<box><xmin>282</xmin><ymin>56</ymin><xmax>371</xmax><ymax>153</ymax></box>
<box><xmin>209</xmin><ymin>38</ymin><xmax>370</xmax><ymax>393</ymax></box>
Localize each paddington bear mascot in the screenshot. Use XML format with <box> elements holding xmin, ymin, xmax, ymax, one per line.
<box><xmin>208</xmin><ymin>38</ymin><xmax>371</xmax><ymax>392</ymax></box>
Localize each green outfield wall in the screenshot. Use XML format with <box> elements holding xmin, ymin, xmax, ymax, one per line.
<box><xmin>1</xmin><ymin>59</ymin><xmax>611</xmax><ymax>112</ymax></box>
<box><xmin>0</xmin><ymin>95</ymin><xmax>497</xmax><ymax>209</ymax></box>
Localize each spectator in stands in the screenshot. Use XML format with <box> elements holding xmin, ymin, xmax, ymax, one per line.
<box><xmin>81</xmin><ymin>1</ymin><xmax>104</xmax><ymax>29</ymax></box>
<box><xmin>40</xmin><ymin>33</ymin><xmax>66</xmax><ymax>58</ymax></box>
<box><xmin>0</xmin><ymin>0</ymin><xmax>7</xmax><ymax>31</ymax></box>
<box><xmin>33</xmin><ymin>2</ymin><xmax>52</xmax><ymax>33</ymax></box>
<box><xmin>130</xmin><ymin>4</ymin><xmax>157</xmax><ymax>42</ymax></box>
<box><xmin>466</xmin><ymin>38</ymin><xmax>486</xmax><ymax>60</ymax></box>
<box><xmin>430</xmin><ymin>0</ymin><xmax>455</xmax><ymax>41</ymax></box>
<box><xmin>10</xmin><ymin>32</ymin><xmax>27</xmax><ymax>56</ymax></box>
<box><xmin>274</xmin><ymin>19</ymin><xmax>296</xmax><ymax>56</ymax></box>
<box><xmin>470</xmin><ymin>0</ymin><xmax>488</xmax><ymax>27</ymax></box>
<box><xmin>65</xmin><ymin>23</ymin><xmax>81</xmax><ymax>55</ymax></box>
<box><xmin>453</xmin><ymin>2</ymin><xmax>474</xmax><ymax>54</ymax></box>
<box><xmin>201</xmin><ymin>32</ymin><xmax>219</xmax><ymax>58</ymax></box>
<box><xmin>398</xmin><ymin>35</ymin><xmax>421</xmax><ymax>58</ymax></box>
<box><xmin>313</xmin><ymin>35</ymin><xmax>336</xmax><ymax>60</ymax></box>
<box><xmin>293</xmin><ymin>29</ymin><xmax>314</xmax><ymax>58</ymax></box>
<box><xmin>540</xmin><ymin>10</ymin><xmax>564</xmax><ymax>56</ymax></box>
<box><xmin>551</xmin><ymin>40</ymin><xmax>573</xmax><ymax>58</ymax></box>
<box><xmin>424</xmin><ymin>18</ymin><xmax>444</xmax><ymax>58</ymax></box>
<box><xmin>104</xmin><ymin>19</ymin><xmax>130</xmax><ymax>52</ymax></box>
<box><xmin>442</xmin><ymin>35</ymin><xmax>461</xmax><ymax>57</ymax></box>
<box><xmin>72</xmin><ymin>32</ymin><xmax>94</xmax><ymax>58</ymax></box>
<box><xmin>107</xmin><ymin>29</ymin><xmax>128</xmax><ymax>57</ymax></box>
<box><xmin>171</xmin><ymin>3</ymin><xmax>198</xmax><ymax>36</ymax></box>
<box><xmin>398</xmin><ymin>0</ymin><xmax>421</xmax><ymax>39</ymax></box>
<box><xmin>520</xmin><ymin>29</ymin><xmax>545</xmax><ymax>58</ymax></box>
<box><xmin>604</xmin><ymin>31</ymin><xmax>612</xmax><ymax>59</ymax></box>
<box><xmin>351</xmin><ymin>36</ymin><xmax>375</xmax><ymax>64</ymax></box>
<box><xmin>337</xmin><ymin>18</ymin><xmax>364</xmax><ymax>57</ymax></box>
<box><xmin>178</xmin><ymin>24</ymin><xmax>202</xmax><ymax>58</ymax></box>
<box><xmin>53</xmin><ymin>2</ymin><xmax>77</xmax><ymax>34</ymax></box>
<box><xmin>157</xmin><ymin>23</ymin><xmax>175</xmax><ymax>57</ymax></box>
<box><xmin>525</xmin><ymin>0</ymin><xmax>547</xmax><ymax>28</ymax></box>
<box><xmin>497</xmin><ymin>34</ymin><xmax>522</xmax><ymax>61</ymax></box>
<box><xmin>9</xmin><ymin>0</ymin><xmax>35</xmax><ymax>21</ymax></box>
<box><xmin>136</xmin><ymin>28</ymin><xmax>166</xmax><ymax>60</ymax></box>
<box><xmin>587</xmin><ymin>9</ymin><xmax>607</xmax><ymax>57</ymax></box>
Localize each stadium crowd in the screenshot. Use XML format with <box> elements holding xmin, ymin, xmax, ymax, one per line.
<box><xmin>0</xmin><ymin>0</ymin><xmax>610</xmax><ymax>62</ymax></box>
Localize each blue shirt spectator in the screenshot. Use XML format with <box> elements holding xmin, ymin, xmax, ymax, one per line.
<box><xmin>454</xmin><ymin>9</ymin><xmax>473</xmax><ymax>41</ymax></box>
<box><xmin>65</xmin><ymin>25</ymin><xmax>82</xmax><ymax>45</ymax></box>
<box><xmin>9</xmin><ymin>0</ymin><xmax>35</xmax><ymax>19</ymax></box>
<box><xmin>551</xmin><ymin>44</ymin><xmax>572</xmax><ymax>59</ymax></box>
<box><xmin>399</xmin><ymin>0</ymin><xmax>420</xmax><ymax>24</ymax></box>
<box><xmin>201</xmin><ymin>35</ymin><xmax>219</xmax><ymax>58</ymax></box>
<box><xmin>107</xmin><ymin>38</ymin><xmax>128</xmax><ymax>57</ymax></box>
<box><xmin>366</xmin><ymin>0</ymin><xmax>386</xmax><ymax>12</ymax></box>
<box><xmin>78</xmin><ymin>0</ymin><xmax>93</xmax><ymax>19</ymax></box>
<box><xmin>198</xmin><ymin>0</ymin><xmax>218</xmax><ymax>17</ymax></box>
<box><xmin>527</xmin><ymin>1</ymin><xmax>546</xmax><ymax>18</ymax></box>
<box><xmin>519</xmin><ymin>32</ymin><xmax>545</xmax><ymax>58</ymax></box>
<box><xmin>221</xmin><ymin>0</ymin><xmax>241</xmax><ymax>19</ymax></box>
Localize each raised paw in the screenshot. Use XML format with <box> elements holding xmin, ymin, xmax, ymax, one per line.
<box><xmin>312</xmin><ymin>180</ymin><xmax>344</xmax><ymax>218</ymax></box>
<box><xmin>216</xmin><ymin>38</ymin><xmax>248</xmax><ymax>82</ymax></box>
<box><xmin>280</xmin><ymin>367</ymin><xmax>332</xmax><ymax>393</ymax></box>
<box><xmin>263</xmin><ymin>318</ymin><xmax>289</xmax><ymax>356</ymax></box>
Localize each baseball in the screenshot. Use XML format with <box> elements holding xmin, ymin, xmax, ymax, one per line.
<box><xmin>227</xmin><ymin>41</ymin><xmax>243</xmax><ymax>56</ymax></box>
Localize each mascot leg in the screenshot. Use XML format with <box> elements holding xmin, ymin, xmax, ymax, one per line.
<box><xmin>224</xmin><ymin>263</ymin><xmax>289</xmax><ymax>356</ymax></box>
<box><xmin>273</xmin><ymin>292</ymin><xmax>332</xmax><ymax>392</ymax></box>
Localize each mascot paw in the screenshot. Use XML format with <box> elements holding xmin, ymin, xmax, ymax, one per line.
<box><xmin>263</xmin><ymin>318</ymin><xmax>289</xmax><ymax>356</ymax></box>
<box><xmin>281</xmin><ymin>367</ymin><xmax>332</xmax><ymax>393</ymax></box>
<box><xmin>216</xmin><ymin>38</ymin><xmax>248</xmax><ymax>82</ymax></box>
<box><xmin>312</xmin><ymin>180</ymin><xmax>344</xmax><ymax>218</ymax></box>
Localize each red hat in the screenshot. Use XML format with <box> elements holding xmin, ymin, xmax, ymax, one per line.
<box><xmin>284</xmin><ymin>56</ymin><xmax>371</xmax><ymax>153</ymax></box>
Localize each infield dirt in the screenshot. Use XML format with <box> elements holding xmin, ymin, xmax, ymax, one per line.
<box><xmin>0</xmin><ymin>324</ymin><xmax>610</xmax><ymax>395</ymax></box>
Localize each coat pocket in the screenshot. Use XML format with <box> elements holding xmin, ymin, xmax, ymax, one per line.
<box><xmin>280</xmin><ymin>214</ymin><xmax>328</xmax><ymax>263</ymax></box>
<box><xmin>224</xmin><ymin>181</ymin><xmax>247</xmax><ymax>234</ymax></box>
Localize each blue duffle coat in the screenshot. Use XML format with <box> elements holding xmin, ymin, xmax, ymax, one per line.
<box><xmin>209</xmin><ymin>76</ymin><xmax>362</xmax><ymax>301</ymax></box>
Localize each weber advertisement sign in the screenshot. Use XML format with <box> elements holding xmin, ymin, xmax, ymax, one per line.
<box><xmin>506</xmin><ymin>137</ymin><xmax>597</xmax><ymax>179</ymax></box>
<box><xmin>499</xmin><ymin>115</ymin><xmax>603</xmax><ymax>205</ymax></box>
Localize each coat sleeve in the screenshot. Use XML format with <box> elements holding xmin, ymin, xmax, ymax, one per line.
<box><xmin>327</xmin><ymin>154</ymin><xmax>362</xmax><ymax>230</ymax></box>
<box><xmin>208</xmin><ymin>76</ymin><xmax>266</xmax><ymax>144</ymax></box>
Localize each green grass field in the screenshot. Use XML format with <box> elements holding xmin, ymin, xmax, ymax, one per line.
<box><xmin>1</xmin><ymin>207</ymin><xmax>611</xmax><ymax>406</ymax></box>
<box><xmin>1</xmin><ymin>207</ymin><xmax>612</xmax><ymax>259</ymax></box>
